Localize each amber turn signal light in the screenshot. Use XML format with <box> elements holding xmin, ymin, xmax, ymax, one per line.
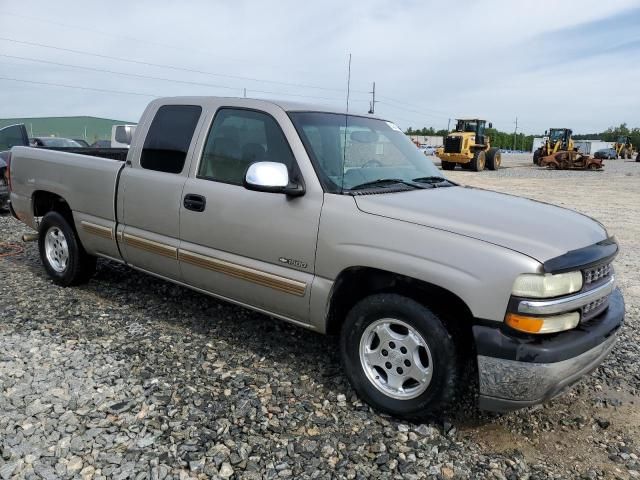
<box><xmin>505</xmin><ymin>313</ymin><xmax>544</xmax><ymax>333</ymax></box>
<box><xmin>505</xmin><ymin>312</ymin><xmax>580</xmax><ymax>334</ymax></box>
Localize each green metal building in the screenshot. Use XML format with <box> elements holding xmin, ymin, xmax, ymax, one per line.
<box><xmin>0</xmin><ymin>116</ymin><xmax>135</xmax><ymax>143</ymax></box>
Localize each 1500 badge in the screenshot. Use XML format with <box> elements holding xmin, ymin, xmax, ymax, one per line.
<box><xmin>279</xmin><ymin>257</ymin><xmax>308</xmax><ymax>269</ymax></box>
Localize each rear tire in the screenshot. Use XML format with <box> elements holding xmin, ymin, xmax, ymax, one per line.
<box><xmin>441</xmin><ymin>161</ymin><xmax>456</xmax><ymax>171</ymax></box>
<box><xmin>533</xmin><ymin>149</ymin><xmax>541</xmax><ymax>165</ymax></box>
<box><xmin>469</xmin><ymin>150</ymin><xmax>486</xmax><ymax>172</ymax></box>
<box><xmin>340</xmin><ymin>294</ymin><xmax>459</xmax><ymax>419</ymax></box>
<box><xmin>486</xmin><ymin>148</ymin><xmax>501</xmax><ymax>170</ymax></box>
<box><xmin>38</xmin><ymin>211</ymin><xmax>96</xmax><ymax>286</ymax></box>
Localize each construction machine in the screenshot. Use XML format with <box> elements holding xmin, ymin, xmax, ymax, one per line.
<box><xmin>533</xmin><ymin>128</ymin><xmax>574</xmax><ymax>165</ymax></box>
<box><xmin>614</xmin><ymin>135</ymin><xmax>634</xmax><ymax>159</ymax></box>
<box><xmin>436</xmin><ymin>118</ymin><xmax>501</xmax><ymax>171</ymax></box>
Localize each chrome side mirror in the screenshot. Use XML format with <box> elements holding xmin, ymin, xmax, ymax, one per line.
<box><xmin>244</xmin><ymin>162</ymin><xmax>304</xmax><ymax>196</ymax></box>
<box><xmin>115</xmin><ymin>125</ymin><xmax>134</xmax><ymax>145</ymax></box>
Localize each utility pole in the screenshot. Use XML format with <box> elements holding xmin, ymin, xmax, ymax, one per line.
<box><xmin>447</xmin><ymin>118</ymin><xmax>451</xmax><ymax>132</ymax></box>
<box><xmin>243</xmin><ymin>88</ymin><xmax>247</xmax><ymax>98</ymax></box>
<box><xmin>512</xmin><ymin>117</ymin><xmax>518</xmax><ymax>151</ymax></box>
<box><xmin>368</xmin><ymin>82</ymin><xmax>376</xmax><ymax>114</ymax></box>
<box><xmin>346</xmin><ymin>53</ymin><xmax>352</xmax><ymax>113</ymax></box>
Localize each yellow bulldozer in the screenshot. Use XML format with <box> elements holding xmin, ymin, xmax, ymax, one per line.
<box><xmin>436</xmin><ymin>118</ymin><xmax>501</xmax><ymax>171</ymax></box>
<box><xmin>533</xmin><ymin>128</ymin><xmax>574</xmax><ymax>165</ymax></box>
<box><xmin>614</xmin><ymin>136</ymin><xmax>634</xmax><ymax>159</ymax></box>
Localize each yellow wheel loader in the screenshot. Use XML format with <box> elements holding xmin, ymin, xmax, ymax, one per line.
<box><xmin>435</xmin><ymin>118</ymin><xmax>501</xmax><ymax>172</ymax></box>
<box><xmin>533</xmin><ymin>128</ymin><xmax>574</xmax><ymax>165</ymax></box>
<box><xmin>614</xmin><ymin>136</ymin><xmax>634</xmax><ymax>159</ymax></box>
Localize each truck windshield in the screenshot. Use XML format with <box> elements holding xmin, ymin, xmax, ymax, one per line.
<box><xmin>289</xmin><ymin>112</ymin><xmax>445</xmax><ymax>193</ymax></box>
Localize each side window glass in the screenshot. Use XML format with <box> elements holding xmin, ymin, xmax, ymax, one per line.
<box><xmin>0</xmin><ymin>124</ymin><xmax>29</xmax><ymax>151</ymax></box>
<box><xmin>198</xmin><ymin>108</ymin><xmax>296</xmax><ymax>185</ymax></box>
<box><xmin>140</xmin><ymin>105</ymin><xmax>202</xmax><ymax>174</ymax></box>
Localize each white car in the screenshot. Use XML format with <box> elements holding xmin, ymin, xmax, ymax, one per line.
<box><xmin>419</xmin><ymin>145</ymin><xmax>437</xmax><ymax>156</ymax></box>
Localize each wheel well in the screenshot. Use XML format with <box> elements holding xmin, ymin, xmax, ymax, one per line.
<box><xmin>326</xmin><ymin>267</ymin><xmax>475</xmax><ymax>344</ymax></box>
<box><xmin>32</xmin><ymin>191</ymin><xmax>73</xmax><ymax>225</ymax></box>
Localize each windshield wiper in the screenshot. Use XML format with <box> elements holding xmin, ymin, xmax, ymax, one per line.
<box><xmin>412</xmin><ymin>176</ymin><xmax>455</xmax><ymax>187</ymax></box>
<box><xmin>349</xmin><ymin>178</ymin><xmax>423</xmax><ymax>191</ymax></box>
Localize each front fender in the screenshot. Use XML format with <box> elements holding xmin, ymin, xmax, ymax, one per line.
<box><xmin>312</xmin><ymin>195</ymin><xmax>541</xmax><ymax>327</ymax></box>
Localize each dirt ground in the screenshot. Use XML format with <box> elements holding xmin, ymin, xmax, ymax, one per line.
<box><xmin>445</xmin><ymin>153</ymin><xmax>640</xmax><ymax>479</ymax></box>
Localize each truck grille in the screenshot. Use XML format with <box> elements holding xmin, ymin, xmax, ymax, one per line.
<box><xmin>582</xmin><ymin>295</ymin><xmax>609</xmax><ymax>322</ymax></box>
<box><xmin>581</xmin><ymin>262</ymin><xmax>613</xmax><ymax>322</ymax></box>
<box><xmin>444</xmin><ymin>136</ymin><xmax>462</xmax><ymax>153</ymax></box>
<box><xmin>584</xmin><ymin>263</ymin><xmax>612</xmax><ymax>286</ymax></box>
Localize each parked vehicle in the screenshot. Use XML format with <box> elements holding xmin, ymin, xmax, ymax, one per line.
<box><xmin>614</xmin><ymin>135</ymin><xmax>634</xmax><ymax>159</ymax></box>
<box><xmin>111</xmin><ymin>124</ymin><xmax>136</xmax><ymax>148</ymax></box>
<box><xmin>533</xmin><ymin>128</ymin><xmax>575</xmax><ymax>165</ymax></box>
<box><xmin>0</xmin><ymin>124</ymin><xmax>29</xmax><ymax>209</ymax></box>
<box><xmin>419</xmin><ymin>145</ymin><xmax>437</xmax><ymax>155</ymax></box>
<box><xmin>31</xmin><ymin>137</ymin><xmax>83</xmax><ymax>148</ymax></box>
<box><xmin>90</xmin><ymin>140</ymin><xmax>112</xmax><ymax>148</ymax></box>
<box><xmin>540</xmin><ymin>151</ymin><xmax>603</xmax><ymax>170</ymax></box>
<box><xmin>73</xmin><ymin>139</ymin><xmax>91</xmax><ymax>147</ymax></box>
<box><xmin>8</xmin><ymin>97</ymin><xmax>624</xmax><ymax>417</ymax></box>
<box><xmin>436</xmin><ymin>118</ymin><xmax>501</xmax><ymax>171</ymax></box>
<box><xmin>594</xmin><ymin>148</ymin><xmax>617</xmax><ymax>160</ymax></box>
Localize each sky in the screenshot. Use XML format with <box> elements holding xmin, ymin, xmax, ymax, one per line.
<box><xmin>0</xmin><ymin>0</ymin><xmax>639</xmax><ymax>134</ymax></box>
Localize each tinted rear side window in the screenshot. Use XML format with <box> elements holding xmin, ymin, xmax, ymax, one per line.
<box><xmin>140</xmin><ymin>105</ymin><xmax>202</xmax><ymax>173</ymax></box>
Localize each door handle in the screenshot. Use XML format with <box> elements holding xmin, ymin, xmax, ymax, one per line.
<box><xmin>183</xmin><ymin>194</ymin><xmax>206</xmax><ymax>212</ymax></box>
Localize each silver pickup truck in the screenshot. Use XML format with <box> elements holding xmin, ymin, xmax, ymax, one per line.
<box><xmin>8</xmin><ymin>97</ymin><xmax>624</xmax><ymax>418</ymax></box>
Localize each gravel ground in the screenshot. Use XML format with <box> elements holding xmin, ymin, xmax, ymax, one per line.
<box><xmin>1</xmin><ymin>153</ymin><xmax>639</xmax><ymax>479</ymax></box>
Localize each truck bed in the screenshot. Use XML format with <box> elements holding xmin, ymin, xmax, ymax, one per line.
<box><xmin>9</xmin><ymin>146</ymin><xmax>126</xmax><ymax>227</ymax></box>
<box><xmin>33</xmin><ymin>147</ymin><xmax>129</xmax><ymax>162</ymax></box>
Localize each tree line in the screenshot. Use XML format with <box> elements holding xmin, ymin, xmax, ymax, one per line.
<box><xmin>405</xmin><ymin>126</ymin><xmax>535</xmax><ymax>151</ymax></box>
<box><xmin>405</xmin><ymin>123</ymin><xmax>640</xmax><ymax>151</ymax></box>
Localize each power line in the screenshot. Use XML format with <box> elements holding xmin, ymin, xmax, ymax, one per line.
<box><xmin>0</xmin><ymin>36</ymin><xmax>368</xmax><ymax>94</ymax></box>
<box><xmin>0</xmin><ymin>75</ymin><xmax>159</xmax><ymax>97</ymax></box>
<box><xmin>0</xmin><ymin>54</ymin><xmax>365</xmax><ymax>103</ymax></box>
<box><xmin>0</xmin><ymin>72</ymin><xmax>372</xmax><ymax>106</ymax></box>
<box><xmin>0</xmin><ymin>9</ymin><xmax>360</xmax><ymax>88</ymax></box>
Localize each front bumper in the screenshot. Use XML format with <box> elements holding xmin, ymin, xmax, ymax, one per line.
<box><xmin>437</xmin><ymin>152</ymin><xmax>471</xmax><ymax>163</ymax></box>
<box><xmin>475</xmin><ymin>288</ymin><xmax>624</xmax><ymax>412</ymax></box>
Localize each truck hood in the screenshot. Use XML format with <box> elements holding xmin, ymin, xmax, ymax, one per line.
<box><xmin>354</xmin><ymin>186</ymin><xmax>607</xmax><ymax>263</ymax></box>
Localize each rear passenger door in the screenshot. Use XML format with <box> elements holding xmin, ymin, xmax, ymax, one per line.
<box><xmin>178</xmin><ymin>106</ymin><xmax>323</xmax><ymax>323</ymax></box>
<box><xmin>118</xmin><ymin>103</ymin><xmax>203</xmax><ymax>280</ymax></box>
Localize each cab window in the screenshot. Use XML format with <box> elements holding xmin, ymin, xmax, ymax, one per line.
<box><xmin>198</xmin><ymin>108</ymin><xmax>297</xmax><ymax>185</ymax></box>
<box><xmin>140</xmin><ymin>105</ymin><xmax>202</xmax><ymax>174</ymax></box>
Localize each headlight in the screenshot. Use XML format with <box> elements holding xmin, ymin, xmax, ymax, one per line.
<box><xmin>512</xmin><ymin>271</ymin><xmax>583</xmax><ymax>298</ymax></box>
<box><xmin>505</xmin><ymin>311</ymin><xmax>580</xmax><ymax>334</ymax></box>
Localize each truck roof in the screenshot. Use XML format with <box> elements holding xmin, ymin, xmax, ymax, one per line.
<box><xmin>152</xmin><ymin>96</ymin><xmax>388</xmax><ymax>122</ymax></box>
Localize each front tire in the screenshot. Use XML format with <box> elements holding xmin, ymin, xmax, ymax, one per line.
<box><xmin>38</xmin><ymin>211</ymin><xmax>96</xmax><ymax>286</ymax></box>
<box><xmin>441</xmin><ymin>160</ymin><xmax>456</xmax><ymax>170</ymax></box>
<box><xmin>469</xmin><ymin>150</ymin><xmax>486</xmax><ymax>172</ymax></box>
<box><xmin>340</xmin><ymin>294</ymin><xmax>459</xmax><ymax>419</ymax></box>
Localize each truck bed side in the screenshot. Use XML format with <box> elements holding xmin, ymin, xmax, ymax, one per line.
<box><xmin>9</xmin><ymin>146</ymin><xmax>125</xmax><ymax>260</ymax></box>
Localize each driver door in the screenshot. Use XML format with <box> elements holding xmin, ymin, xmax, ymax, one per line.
<box><xmin>178</xmin><ymin>105</ymin><xmax>323</xmax><ymax>323</ymax></box>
